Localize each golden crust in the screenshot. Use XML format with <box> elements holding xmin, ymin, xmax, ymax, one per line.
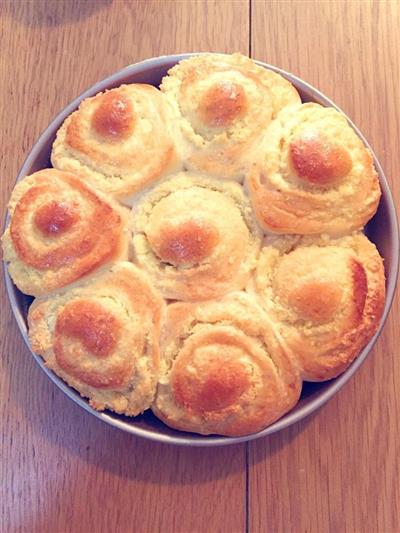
<box><xmin>2</xmin><ymin>169</ymin><xmax>129</xmax><ymax>296</ymax></box>
<box><xmin>132</xmin><ymin>172</ymin><xmax>262</xmax><ymax>301</ymax></box>
<box><xmin>249</xmin><ymin>233</ymin><xmax>385</xmax><ymax>381</ymax></box>
<box><xmin>152</xmin><ymin>292</ymin><xmax>302</xmax><ymax>436</ymax></box>
<box><xmin>28</xmin><ymin>262</ymin><xmax>165</xmax><ymax>416</ymax></box>
<box><xmin>51</xmin><ymin>84</ymin><xmax>182</xmax><ymax>205</ymax></box>
<box><xmin>247</xmin><ymin>103</ymin><xmax>381</xmax><ymax>235</ymax></box>
<box><xmin>161</xmin><ymin>53</ymin><xmax>300</xmax><ymax>181</ymax></box>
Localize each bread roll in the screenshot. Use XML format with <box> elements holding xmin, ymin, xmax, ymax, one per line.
<box><xmin>2</xmin><ymin>169</ymin><xmax>129</xmax><ymax>296</ymax></box>
<box><xmin>247</xmin><ymin>103</ymin><xmax>381</xmax><ymax>234</ymax></box>
<box><xmin>250</xmin><ymin>233</ymin><xmax>385</xmax><ymax>380</ymax></box>
<box><xmin>28</xmin><ymin>262</ymin><xmax>164</xmax><ymax>415</ymax></box>
<box><xmin>132</xmin><ymin>172</ymin><xmax>261</xmax><ymax>301</ymax></box>
<box><xmin>51</xmin><ymin>84</ymin><xmax>182</xmax><ymax>204</ymax></box>
<box><xmin>161</xmin><ymin>53</ymin><xmax>300</xmax><ymax>180</ymax></box>
<box><xmin>152</xmin><ymin>292</ymin><xmax>302</xmax><ymax>436</ymax></box>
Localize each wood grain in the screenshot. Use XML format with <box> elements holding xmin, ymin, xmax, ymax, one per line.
<box><xmin>2</xmin><ymin>1</ymin><xmax>400</xmax><ymax>532</ymax></box>
<box><xmin>0</xmin><ymin>1</ymin><xmax>249</xmax><ymax>532</ymax></box>
<box><xmin>250</xmin><ymin>1</ymin><xmax>400</xmax><ymax>532</ymax></box>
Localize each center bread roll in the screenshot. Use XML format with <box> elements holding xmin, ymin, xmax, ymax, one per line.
<box><xmin>152</xmin><ymin>293</ymin><xmax>302</xmax><ymax>436</ymax></box>
<box><xmin>249</xmin><ymin>233</ymin><xmax>385</xmax><ymax>381</ymax></box>
<box><xmin>28</xmin><ymin>263</ymin><xmax>165</xmax><ymax>416</ymax></box>
<box><xmin>132</xmin><ymin>172</ymin><xmax>261</xmax><ymax>301</ymax></box>
<box><xmin>161</xmin><ymin>53</ymin><xmax>300</xmax><ymax>180</ymax></box>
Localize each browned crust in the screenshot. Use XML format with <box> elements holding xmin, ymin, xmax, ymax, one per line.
<box><xmin>198</xmin><ymin>81</ymin><xmax>248</xmax><ymax>127</ymax></box>
<box><xmin>162</xmin><ymin>53</ymin><xmax>300</xmax><ymax>180</ymax></box>
<box><xmin>8</xmin><ymin>169</ymin><xmax>128</xmax><ymax>295</ymax></box>
<box><xmin>148</xmin><ymin>219</ymin><xmax>220</xmax><ymax>267</ymax></box>
<box><xmin>169</xmin><ymin>53</ymin><xmax>300</xmax><ymax>118</ymax></box>
<box><xmin>54</xmin><ymin>299</ymin><xmax>128</xmax><ymax>389</ymax></box>
<box><xmin>91</xmin><ymin>92</ymin><xmax>134</xmax><ymax>141</ymax></box>
<box><xmin>152</xmin><ymin>294</ymin><xmax>302</xmax><ymax>436</ymax></box>
<box><xmin>27</xmin><ymin>263</ymin><xmax>165</xmax><ymax>415</ymax></box>
<box><xmin>247</xmin><ymin>146</ymin><xmax>381</xmax><ymax>235</ymax></box>
<box><xmin>59</xmin><ymin>84</ymin><xmax>178</xmax><ymax>199</ymax></box>
<box><xmin>273</xmin><ymin>236</ymin><xmax>386</xmax><ymax>381</ymax></box>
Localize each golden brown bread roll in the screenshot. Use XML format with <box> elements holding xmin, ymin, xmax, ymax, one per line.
<box><xmin>2</xmin><ymin>169</ymin><xmax>129</xmax><ymax>296</ymax></box>
<box><xmin>161</xmin><ymin>53</ymin><xmax>300</xmax><ymax>181</ymax></box>
<box><xmin>247</xmin><ymin>103</ymin><xmax>381</xmax><ymax>234</ymax></box>
<box><xmin>132</xmin><ymin>172</ymin><xmax>261</xmax><ymax>301</ymax></box>
<box><xmin>51</xmin><ymin>84</ymin><xmax>182</xmax><ymax>204</ymax></box>
<box><xmin>28</xmin><ymin>262</ymin><xmax>165</xmax><ymax>415</ymax></box>
<box><xmin>152</xmin><ymin>293</ymin><xmax>302</xmax><ymax>436</ymax></box>
<box><xmin>250</xmin><ymin>233</ymin><xmax>385</xmax><ymax>380</ymax></box>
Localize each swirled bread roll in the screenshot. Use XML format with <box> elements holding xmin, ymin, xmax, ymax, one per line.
<box><xmin>247</xmin><ymin>103</ymin><xmax>381</xmax><ymax>234</ymax></box>
<box><xmin>152</xmin><ymin>293</ymin><xmax>302</xmax><ymax>436</ymax></box>
<box><xmin>51</xmin><ymin>84</ymin><xmax>182</xmax><ymax>204</ymax></box>
<box><xmin>28</xmin><ymin>262</ymin><xmax>164</xmax><ymax>415</ymax></box>
<box><xmin>250</xmin><ymin>233</ymin><xmax>385</xmax><ymax>381</ymax></box>
<box><xmin>161</xmin><ymin>53</ymin><xmax>300</xmax><ymax>180</ymax></box>
<box><xmin>2</xmin><ymin>169</ymin><xmax>129</xmax><ymax>296</ymax></box>
<box><xmin>132</xmin><ymin>172</ymin><xmax>261</xmax><ymax>301</ymax></box>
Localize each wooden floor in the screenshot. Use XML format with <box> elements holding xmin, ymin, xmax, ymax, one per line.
<box><xmin>1</xmin><ymin>1</ymin><xmax>399</xmax><ymax>532</ymax></box>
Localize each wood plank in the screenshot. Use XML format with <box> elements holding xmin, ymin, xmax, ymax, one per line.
<box><xmin>0</xmin><ymin>1</ymin><xmax>250</xmax><ymax>532</ymax></box>
<box><xmin>250</xmin><ymin>1</ymin><xmax>400</xmax><ymax>531</ymax></box>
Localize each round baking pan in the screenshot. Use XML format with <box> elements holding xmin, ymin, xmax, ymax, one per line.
<box><xmin>4</xmin><ymin>54</ymin><xmax>399</xmax><ymax>446</ymax></box>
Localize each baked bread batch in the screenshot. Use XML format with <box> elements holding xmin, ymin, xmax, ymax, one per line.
<box><xmin>2</xmin><ymin>53</ymin><xmax>385</xmax><ymax>437</ymax></box>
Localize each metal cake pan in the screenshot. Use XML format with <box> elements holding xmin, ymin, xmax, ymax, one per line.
<box><xmin>4</xmin><ymin>54</ymin><xmax>399</xmax><ymax>446</ymax></box>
